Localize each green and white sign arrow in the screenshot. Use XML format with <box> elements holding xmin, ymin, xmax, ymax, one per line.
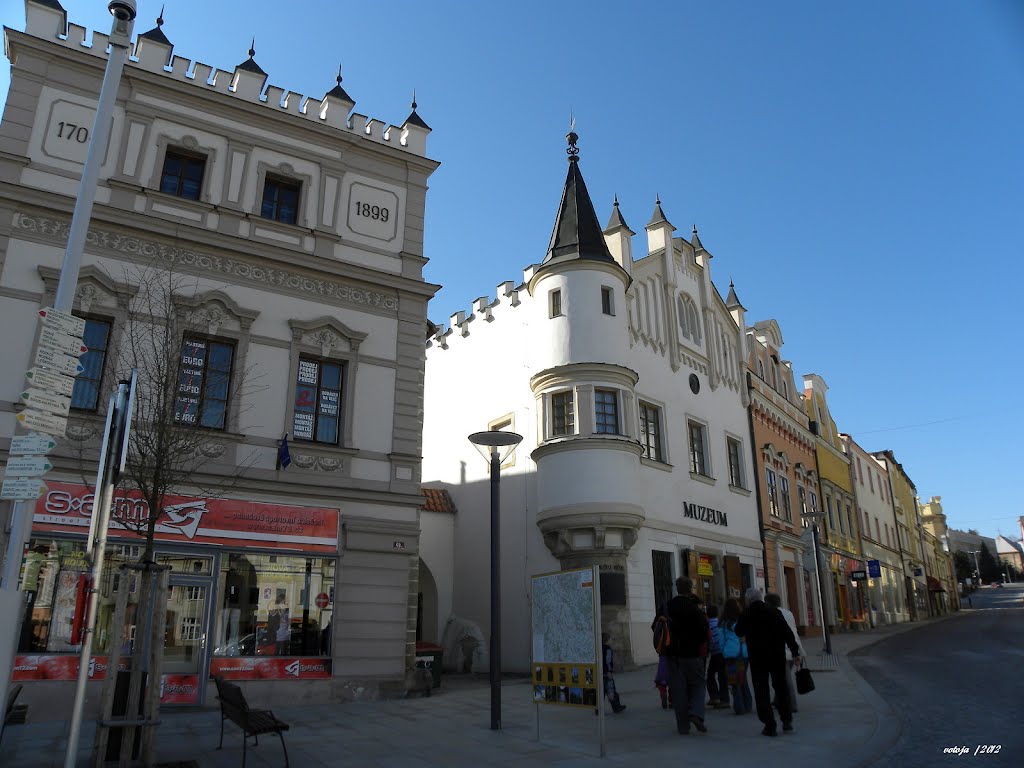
<box><xmin>3</xmin><ymin>456</ymin><xmax>53</xmax><ymax>477</ymax></box>
<box><xmin>10</xmin><ymin>433</ymin><xmax>58</xmax><ymax>456</ymax></box>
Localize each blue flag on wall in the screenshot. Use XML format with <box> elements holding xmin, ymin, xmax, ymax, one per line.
<box><xmin>276</xmin><ymin>434</ymin><xmax>292</xmax><ymax>470</ymax></box>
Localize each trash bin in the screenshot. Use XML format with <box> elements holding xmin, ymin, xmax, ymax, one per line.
<box><xmin>415</xmin><ymin>641</ymin><xmax>444</xmax><ymax>689</ymax></box>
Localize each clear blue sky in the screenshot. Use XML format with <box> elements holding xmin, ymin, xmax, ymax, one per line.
<box><xmin>3</xmin><ymin>1</ymin><xmax>1022</xmax><ymax>542</ymax></box>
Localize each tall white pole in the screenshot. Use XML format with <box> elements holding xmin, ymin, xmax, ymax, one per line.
<box><xmin>53</xmin><ymin>8</ymin><xmax>135</xmax><ymax>312</ymax></box>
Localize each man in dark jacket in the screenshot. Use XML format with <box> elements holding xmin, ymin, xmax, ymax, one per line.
<box><xmin>665</xmin><ymin>577</ymin><xmax>710</xmax><ymax>735</ymax></box>
<box><xmin>735</xmin><ymin>587</ymin><xmax>801</xmax><ymax>737</ymax></box>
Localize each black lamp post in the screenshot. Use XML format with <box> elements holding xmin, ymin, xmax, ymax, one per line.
<box><xmin>468</xmin><ymin>430</ymin><xmax>523</xmax><ymax>730</ymax></box>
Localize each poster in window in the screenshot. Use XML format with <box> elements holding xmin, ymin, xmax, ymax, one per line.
<box><xmin>295</xmin><ymin>385</ymin><xmax>316</xmax><ymax>411</ymax></box>
<box><xmin>298</xmin><ymin>360</ymin><xmax>319</xmax><ymax>386</ymax></box>
<box><xmin>319</xmin><ymin>389</ymin><xmax>339</xmax><ymax>416</ymax></box>
<box><xmin>293</xmin><ymin>411</ymin><xmax>314</xmax><ymax>440</ymax></box>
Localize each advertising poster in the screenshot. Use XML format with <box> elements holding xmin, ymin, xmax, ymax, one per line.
<box><xmin>33</xmin><ymin>482</ymin><xmax>339</xmax><ymax>553</ymax></box>
<box><xmin>209</xmin><ymin>656</ymin><xmax>332</xmax><ymax>680</ymax></box>
<box><xmin>160</xmin><ymin>674</ymin><xmax>201</xmax><ymax>705</ymax></box>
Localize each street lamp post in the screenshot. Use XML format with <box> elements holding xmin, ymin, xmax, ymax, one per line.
<box><xmin>468</xmin><ymin>430</ymin><xmax>523</xmax><ymax>731</ymax></box>
<box><xmin>970</xmin><ymin>550</ymin><xmax>981</xmax><ymax>583</ymax></box>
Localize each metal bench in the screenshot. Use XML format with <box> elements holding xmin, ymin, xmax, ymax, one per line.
<box><xmin>214</xmin><ymin>676</ymin><xmax>290</xmax><ymax>767</ymax></box>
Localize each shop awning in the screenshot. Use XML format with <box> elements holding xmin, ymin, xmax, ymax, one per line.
<box><xmin>927</xmin><ymin>576</ymin><xmax>945</xmax><ymax>592</ymax></box>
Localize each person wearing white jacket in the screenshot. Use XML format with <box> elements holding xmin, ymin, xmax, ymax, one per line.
<box><xmin>765</xmin><ymin>593</ymin><xmax>804</xmax><ymax>713</ymax></box>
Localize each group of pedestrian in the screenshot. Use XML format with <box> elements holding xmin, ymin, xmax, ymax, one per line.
<box><xmin>641</xmin><ymin>578</ymin><xmax>804</xmax><ymax>738</ymax></box>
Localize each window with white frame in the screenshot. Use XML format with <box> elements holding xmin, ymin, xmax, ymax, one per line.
<box><xmin>798</xmin><ymin>485</ymin><xmax>808</xmax><ymax>528</ymax></box>
<box><xmin>639</xmin><ymin>402</ymin><xmax>663</xmax><ymax>462</ymax></box>
<box><xmin>780</xmin><ymin>476</ymin><xmax>792</xmax><ymax>522</ymax></box>
<box><xmin>766</xmin><ymin>468</ymin><xmax>780</xmax><ymax>517</ymax></box>
<box><xmin>549</xmin><ymin>289</ymin><xmax>563</xmax><ymax>318</ymax></box>
<box><xmin>180</xmin><ymin>616</ymin><xmax>202</xmax><ymax>642</ymax></box>
<box><xmin>687</xmin><ymin>420</ymin><xmax>709</xmax><ymax>476</ymax></box>
<box><xmin>727</xmin><ymin>437</ymin><xmax>744</xmax><ymax>488</ymax></box>
<box><xmin>594</xmin><ymin>389</ymin><xmax>620</xmax><ymax>434</ymax></box>
<box><xmin>551</xmin><ymin>390</ymin><xmax>575</xmax><ymax>436</ymax></box>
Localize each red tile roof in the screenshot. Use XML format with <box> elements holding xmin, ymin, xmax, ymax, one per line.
<box><xmin>421</xmin><ymin>488</ymin><xmax>457</xmax><ymax>514</ymax></box>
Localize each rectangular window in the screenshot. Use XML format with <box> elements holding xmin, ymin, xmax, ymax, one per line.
<box><xmin>594</xmin><ymin>389</ymin><xmax>619</xmax><ymax>434</ymax></box>
<box><xmin>846</xmin><ymin>504</ymin><xmax>855</xmax><ymax>538</ymax></box>
<box><xmin>837</xmin><ymin>497</ymin><xmax>846</xmax><ymax>533</ymax></box>
<box><xmin>261</xmin><ymin>176</ymin><xmax>300</xmax><ymax>225</ymax></box>
<box><xmin>601</xmin><ymin>286</ymin><xmax>614</xmax><ymax>315</ymax></box>
<box><xmin>864</xmin><ymin>509</ymin><xmax>871</xmax><ymax>535</ymax></box>
<box><xmin>71</xmin><ymin>318</ymin><xmax>112</xmax><ymax>411</ymax></box>
<box><xmin>856</xmin><ymin>456</ymin><xmax>863</xmax><ymax>484</ymax></box>
<box><xmin>780</xmin><ymin>476</ymin><xmax>792</xmax><ymax>522</ymax></box>
<box><xmin>215</xmin><ymin>552</ymin><xmax>335</xmax><ymax>658</ymax></box>
<box><xmin>175</xmin><ymin>337</ymin><xmax>234</xmax><ymax>429</ymax></box>
<box><xmin>551</xmin><ymin>390</ymin><xmax>575</xmax><ymax>436</ymax></box>
<box><xmin>766</xmin><ymin>468</ymin><xmax>779</xmax><ymax>517</ymax></box>
<box><xmin>293</xmin><ymin>358</ymin><xmax>344</xmax><ymax>444</ymax></box>
<box><xmin>879</xmin><ymin>476</ymin><xmax>886</xmax><ymax>501</ymax></box>
<box><xmin>549</xmin><ymin>289</ymin><xmax>562</xmax><ymax>318</ymax></box>
<box><xmin>639</xmin><ymin>402</ymin><xmax>662</xmax><ymax>462</ymax></box>
<box><xmin>810</xmin><ymin>491</ymin><xmax>818</xmax><ymax>518</ymax></box>
<box><xmin>875</xmin><ymin>518</ymin><xmax>881</xmax><ymax>543</ymax></box>
<box><xmin>180</xmin><ymin>616</ymin><xmax>202</xmax><ymax>641</ymax></box>
<box><xmin>798</xmin><ymin>485</ymin><xmax>808</xmax><ymax>528</ymax></box>
<box><xmin>687</xmin><ymin>421</ymin><xmax>708</xmax><ymax>476</ymax></box>
<box><xmin>160</xmin><ymin>150</ymin><xmax>205</xmax><ymax>200</ymax></box>
<box><xmin>727</xmin><ymin>438</ymin><xmax>743</xmax><ymax>488</ymax></box>
<box><xmin>826</xmin><ymin>496</ymin><xmax>835</xmax><ymax>531</ymax></box>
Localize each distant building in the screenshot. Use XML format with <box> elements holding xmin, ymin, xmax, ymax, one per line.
<box><xmin>995</xmin><ymin>535</ymin><xmax>1022</xmax><ymax>576</ymax></box>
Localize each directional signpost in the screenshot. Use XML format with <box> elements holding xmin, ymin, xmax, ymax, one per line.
<box><xmin>3</xmin><ymin>306</ymin><xmax>89</xmax><ymax>502</ymax></box>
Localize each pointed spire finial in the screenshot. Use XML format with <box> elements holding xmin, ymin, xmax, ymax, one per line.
<box><xmin>411</xmin><ymin>89</ymin><xmax>417</xmax><ymax>110</ymax></box>
<box><xmin>566</xmin><ymin>113</ymin><xmax>579</xmax><ymax>160</ymax></box>
<box><xmin>336</xmin><ymin>64</ymin><xmax>343</xmax><ymax>86</ymax></box>
<box><xmin>614</xmin><ymin>194</ymin><xmax>619</xmax><ymax>207</ymax></box>
<box><xmin>157</xmin><ymin>5</ymin><xmax>165</xmax><ymax>26</ymax></box>
<box><xmin>656</xmin><ymin>194</ymin><xmax>661</xmax><ymax>205</ymax></box>
<box><xmin>249</xmin><ymin>38</ymin><xmax>256</xmax><ymax>58</ymax></box>
<box><xmin>693</xmin><ymin>224</ymin><xmax>698</xmax><ymax>236</ymax></box>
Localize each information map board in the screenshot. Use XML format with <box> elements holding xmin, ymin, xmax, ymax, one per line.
<box><xmin>530</xmin><ymin>566</ymin><xmax>600</xmax><ymax>709</ymax></box>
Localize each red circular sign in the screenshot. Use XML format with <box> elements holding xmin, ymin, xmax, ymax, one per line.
<box><xmin>315</xmin><ymin>592</ymin><xmax>330</xmax><ymax>609</ymax></box>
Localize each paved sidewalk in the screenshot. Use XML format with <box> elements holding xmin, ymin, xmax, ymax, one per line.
<box><xmin>2</xmin><ymin>613</ymin><xmax>961</xmax><ymax>767</ymax></box>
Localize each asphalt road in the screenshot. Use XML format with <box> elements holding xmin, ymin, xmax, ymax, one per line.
<box><xmin>850</xmin><ymin>584</ymin><xmax>1024</xmax><ymax>768</ymax></box>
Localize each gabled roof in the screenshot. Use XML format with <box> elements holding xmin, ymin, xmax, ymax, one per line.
<box><xmin>543</xmin><ymin>130</ymin><xmax>615</xmax><ymax>264</ymax></box>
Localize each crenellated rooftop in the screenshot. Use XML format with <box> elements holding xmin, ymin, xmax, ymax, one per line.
<box><xmin>19</xmin><ymin>1</ymin><xmax>431</xmax><ymax>157</ymax></box>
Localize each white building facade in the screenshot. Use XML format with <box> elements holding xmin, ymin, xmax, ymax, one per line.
<box><xmin>1</xmin><ymin>1</ymin><xmax>437</xmax><ymax>713</ymax></box>
<box><xmin>421</xmin><ymin>133</ymin><xmax>764</xmax><ymax>670</ymax></box>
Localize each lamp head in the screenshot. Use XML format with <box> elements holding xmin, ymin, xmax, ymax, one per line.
<box><xmin>468</xmin><ymin>430</ymin><xmax>523</xmax><ymax>463</ymax></box>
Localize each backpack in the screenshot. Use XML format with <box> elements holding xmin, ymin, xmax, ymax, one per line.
<box><xmin>652</xmin><ymin>615</ymin><xmax>672</xmax><ymax>654</ymax></box>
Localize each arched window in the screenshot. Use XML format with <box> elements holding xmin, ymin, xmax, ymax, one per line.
<box><xmin>677</xmin><ymin>293</ymin><xmax>702</xmax><ymax>345</ymax></box>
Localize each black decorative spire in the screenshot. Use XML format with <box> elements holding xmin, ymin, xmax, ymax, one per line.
<box><xmin>691</xmin><ymin>224</ymin><xmax>705</xmax><ymax>251</ymax></box>
<box><xmin>647</xmin><ymin>195</ymin><xmax>673</xmax><ymax>229</ymax></box>
<box><xmin>604</xmin><ymin>194</ymin><xmax>634</xmax><ymax>235</ymax></box>
<box><xmin>237</xmin><ymin>38</ymin><xmax>266</xmax><ymax>75</ymax></box>
<box><xmin>725</xmin><ymin>279</ymin><xmax>745</xmax><ymax>311</ymax></box>
<box><xmin>543</xmin><ymin>128</ymin><xmax>616</xmax><ymax>264</ymax></box>
<box><xmin>326</xmin><ymin>63</ymin><xmax>354</xmax><ymax>103</ymax></box>
<box><xmin>404</xmin><ymin>89</ymin><xmax>431</xmax><ymax>130</ymax></box>
<box><xmin>139</xmin><ymin>5</ymin><xmax>172</xmax><ymax>45</ymax></box>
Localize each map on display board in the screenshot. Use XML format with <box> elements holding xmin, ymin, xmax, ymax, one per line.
<box><xmin>531</xmin><ymin>567</ymin><xmax>600</xmax><ymax>710</ymax></box>
<box><xmin>531</xmin><ymin>567</ymin><xmax>597</xmax><ymax>664</ymax></box>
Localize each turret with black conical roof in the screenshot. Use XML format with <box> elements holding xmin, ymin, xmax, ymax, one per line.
<box><xmin>725</xmin><ymin>280</ymin><xmax>744</xmax><ymax>311</ymax></box>
<box><xmin>400</xmin><ymin>91</ymin><xmax>431</xmax><ymax>155</ymax></box>
<box><xmin>541</xmin><ymin>128</ymin><xmax>618</xmax><ymax>266</ymax></box>
<box><xmin>232</xmin><ymin>39</ymin><xmax>267</xmax><ymax>100</ymax></box>
<box><xmin>320</xmin><ymin>65</ymin><xmax>355</xmax><ymax>129</ymax></box>
<box><xmin>25</xmin><ymin>0</ymin><xmax>67</xmax><ymax>38</ymax></box>
<box><xmin>603</xmin><ymin>195</ymin><xmax>635</xmax><ymax>275</ymax></box>
<box><xmin>645</xmin><ymin>195</ymin><xmax>676</xmax><ymax>255</ymax></box>
<box><xmin>135</xmin><ymin>7</ymin><xmax>173</xmax><ymax>72</ymax></box>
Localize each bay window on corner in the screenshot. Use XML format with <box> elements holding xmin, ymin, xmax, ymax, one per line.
<box><xmin>550</xmin><ymin>389</ymin><xmax>575</xmax><ymax>437</ymax></box>
<box><xmin>594</xmin><ymin>389</ymin><xmax>620</xmax><ymax>434</ymax></box>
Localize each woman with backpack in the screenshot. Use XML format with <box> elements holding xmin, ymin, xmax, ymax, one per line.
<box><xmin>720</xmin><ymin>598</ymin><xmax>752</xmax><ymax>714</ymax></box>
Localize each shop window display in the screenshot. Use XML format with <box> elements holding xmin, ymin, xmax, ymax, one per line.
<box><xmin>214</xmin><ymin>552</ymin><xmax>335</xmax><ymax>658</ymax></box>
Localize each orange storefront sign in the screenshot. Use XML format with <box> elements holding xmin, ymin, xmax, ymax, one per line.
<box><xmin>33</xmin><ymin>482</ymin><xmax>339</xmax><ymax>553</ymax></box>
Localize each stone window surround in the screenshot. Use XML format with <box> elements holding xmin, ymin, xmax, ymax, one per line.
<box><xmin>173</xmin><ymin>290</ymin><xmax>260</xmax><ymax>434</ymax></box>
<box><xmin>255</xmin><ymin>160</ymin><xmax>314</xmax><ymax>230</ymax></box>
<box><xmin>725</xmin><ymin>432</ymin><xmax>746</xmax><ymax>491</ymax></box>
<box><xmin>147</xmin><ymin>132</ymin><xmax>220</xmax><ymax>204</ymax></box>
<box><xmin>285</xmin><ymin>317</ymin><xmax>366</xmax><ymax>452</ymax></box>
<box><xmin>530</xmin><ymin>363</ymin><xmax>638</xmax><ymax>445</ymax></box>
<box><xmin>487</xmin><ymin>412</ymin><xmax>517</xmax><ymax>469</ymax></box>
